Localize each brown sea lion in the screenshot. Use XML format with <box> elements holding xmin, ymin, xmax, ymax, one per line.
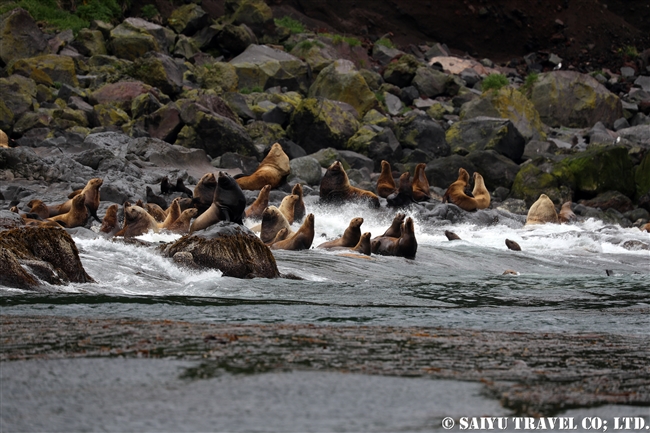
<box><xmin>373</xmin><ymin>213</ymin><xmax>406</xmax><ymax>241</ymax></box>
<box><xmin>47</xmin><ymin>193</ymin><xmax>88</xmax><ymax>228</ymax></box>
<box><xmin>558</xmin><ymin>201</ymin><xmax>577</xmax><ymax>224</ymax></box>
<box><xmin>135</xmin><ymin>199</ymin><xmax>144</xmax><ymax>208</ymax></box>
<box><xmin>0</xmin><ymin>129</ymin><xmax>9</xmax><ymax>148</ymax></box>
<box><xmin>100</xmin><ymin>204</ymin><xmax>120</xmax><ymax>235</ymax></box>
<box><xmin>377</xmin><ymin>160</ymin><xmax>397</xmax><ymax>198</ymax></box>
<box><xmin>387</xmin><ymin>172</ymin><xmax>414</xmax><ymax>208</ymax></box>
<box><xmin>145</xmin><ymin>203</ymin><xmax>167</xmax><ymax>222</ymax></box>
<box><xmin>26</xmin><ymin>200</ymin><xmax>50</xmax><ymax>220</ymax></box>
<box><xmin>371</xmin><ymin>216</ymin><xmax>418</xmax><ymax>259</ymax></box>
<box><xmin>445</xmin><ymin>230</ymin><xmax>461</xmax><ymax>241</ymax></box>
<box><xmin>270</xmin><ymin>213</ymin><xmax>315</xmax><ymax>251</ymax></box>
<box><xmin>505</xmin><ymin>239</ymin><xmax>521</xmax><ymax>251</ymax></box>
<box><xmin>245</xmin><ymin>184</ymin><xmax>271</xmax><ymax>220</ymax></box>
<box><xmin>350</xmin><ymin>232</ymin><xmax>371</xmax><ymax>256</ymax></box>
<box><xmin>159</xmin><ymin>198</ymin><xmax>181</xmax><ymax>230</ymax></box>
<box><xmin>146</xmin><ymin>186</ymin><xmax>168</xmax><ymax>210</ymax></box>
<box><xmin>292</xmin><ymin>183</ymin><xmax>306</xmax><ymax>223</ymax></box>
<box><xmin>472</xmin><ymin>172</ymin><xmax>490</xmax><ymax>210</ymax></box>
<box><xmin>236</xmin><ymin>142</ymin><xmax>291</xmax><ymax>190</ymax></box>
<box><xmin>502</xmin><ymin>269</ymin><xmax>519</xmax><ymax>275</ymax></box>
<box><xmin>121</xmin><ymin>203</ymin><xmax>160</xmax><ymax>237</ymax></box>
<box><xmin>443</xmin><ymin>168</ymin><xmax>478</xmax><ymax>212</ymax></box>
<box><xmin>278</xmin><ymin>194</ymin><xmax>299</xmax><ymax>225</ymax></box>
<box><xmin>193</xmin><ymin>172</ymin><xmax>217</xmax><ymax>215</ymax></box>
<box><xmin>318</xmin><ymin>217</ymin><xmax>363</xmax><ymax>249</ymax></box>
<box><xmin>412</xmin><ymin>163</ymin><xmax>431</xmax><ymax>202</ymax></box>
<box><xmin>260</xmin><ymin>206</ymin><xmax>293</xmax><ymax>244</ymax></box>
<box><xmin>526</xmin><ymin>194</ymin><xmax>558</xmax><ymax>225</ymax></box>
<box><xmin>49</xmin><ymin>178</ymin><xmax>103</xmax><ymax>221</ymax></box>
<box><xmin>167</xmin><ymin>208</ymin><xmax>199</xmax><ymax>234</ymax></box>
<box><xmin>190</xmin><ymin>172</ymin><xmax>247</xmax><ymax>233</ymax></box>
<box><xmin>320</xmin><ymin>161</ymin><xmax>380</xmax><ymax>208</ymax></box>
<box><xmin>269</xmin><ymin>227</ymin><xmax>291</xmax><ymax>244</ymax></box>
<box><xmin>640</xmin><ymin>223</ymin><xmax>650</xmax><ymax>233</ymax></box>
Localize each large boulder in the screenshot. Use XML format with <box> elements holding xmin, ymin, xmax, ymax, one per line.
<box><xmin>145</xmin><ymin>103</ymin><xmax>182</xmax><ymax>143</ymax></box>
<box><xmin>634</xmin><ymin>152</ymin><xmax>650</xmax><ymax>201</ymax></box>
<box><xmin>89</xmin><ymin>81</ymin><xmax>164</xmax><ymax>112</ymax></box>
<box><xmin>424</xmin><ymin>154</ymin><xmax>477</xmax><ymax>189</ymax></box>
<box><xmin>9</xmin><ymin>54</ymin><xmax>79</xmax><ymax>87</ymax></box>
<box><xmin>0</xmin><ymin>8</ymin><xmax>48</xmax><ymax>65</ymax></box>
<box><xmin>382</xmin><ymin>54</ymin><xmax>421</xmax><ymax>88</ymax></box>
<box><xmin>345</xmin><ymin>125</ymin><xmax>402</xmax><ymax>171</ymax></box>
<box><xmin>198</xmin><ymin>62</ymin><xmax>239</xmax><ymax>94</ymax></box>
<box><xmin>617</xmin><ymin>125</ymin><xmax>650</xmax><ymax>149</ymax></box>
<box><xmin>510</xmin><ymin>158</ymin><xmax>568</xmax><ymax>206</ymax></box>
<box><xmin>396</xmin><ymin>111</ymin><xmax>450</xmax><ymax>160</ymax></box>
<box><xmin>308</xmin><ymin>59</ymin><xmax>377</xmax><ymax>116</ymax></box>
<box><xmin>216</xmin><ymin>23</ymin><xmax>257</xmax><ymax>57</ymax></box>
<box><xmin>466</xmin><ymin>149</ymin><xmax>521</xmax><ymax>190</ymax></box>
<box><xmin>162</xmin><ymin>222</ymin><xmax>279</xmax><ymax>278</ymax></box>
<box><xmin>460</xmin><ymin>87</ymin><xmax>546</xmax><ymax>142</ymax></box>
<box><xmin>446</xmin><ymin>117</ymin><xmax>526</xmax><ymax>162</ymax></box>
<box><xmin>109</xmin><ymin>18</ymin><xmax>175</xmax><ymax>60</ymax></box>
<box><xmin>288</xmin><ymin>98</ymin><xmax>359</xmax><ymax>154</ymax></box>
<box><xmin>167</xmin><ymin>3</ymin><xmax>210</xmax><ymax>36</ymax></box>
<box><xmin>288</xmin><ymin>156</ymin><xmax>322</xmax><ymax>186</ymax></box>
<box><xmin>412</xmin><ymin>66</ymin><xmax>452</xmax><ymax>98</ymax></box>
<box><xmin>227</xmin><ymin>0</ymin><xmax>275</xmax><ymax>39</ymax></box>
<box><xmin>230</xmin><ymin>44</ymin><xmax>309</xmax><ymax>93</ymax></box>
<box><xmin>130</xmin><ymin>52</ymin><xmax>184</xmax><ymax>97</ymax></box>
<box><xmin>0</xmin><ymin>75</ymin><xmax>36</xmax><ymax>131</ymax></box>
<box><xmin>289</xmin><ymin>38</ymin><xmax>338</xmax><ymax>73</ymax></box>
<box><xmin>0</xmin><ymin>227</ymin><xmax>94</xmax><ymax>289</ymax></box>
<box><xmin>530</xmin><ymin>71</ymin><xmax>623</xmax><ymax>128</ymax></box>
<box><xmin>71</xmin><ymin>29</ymin><xmax>108</xmax><ymax>57</ymax></box>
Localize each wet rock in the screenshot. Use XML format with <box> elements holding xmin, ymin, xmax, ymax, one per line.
<box><xmin>579</xmin><ymin>191</ymin><xmax>634</xmax><ymax>213</ymax></box>
<box><xmin>0</xmin><ymin>210</ymin><xmax>23</xmax><ymax>231</ymax></box>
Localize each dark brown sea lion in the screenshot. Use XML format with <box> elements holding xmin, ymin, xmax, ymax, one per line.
<box><xmin>558</xmin><ymin>201</ymin><xmax>577</xmax><ymax>224</ymax></box>
<box><xmin>160</xmin><ymin>177</ymin><xmax>173</xmax><ymax>194</ymax></box>
<box><xmin>260</xmin><ymin>206</ymin><xmax>293</xmax><ymax>244</ymax></box>
<box><xmin>269</xmin><ymin>227</ymin><xmax>291</xmax><ymax>244</ymax></box>
<box><xmin>318</xmin><ymin>217</ymin><xmax>363</xmax><ymax>249</ymax></box>
<box><xmin>472</xmin><ymin>172</ymin><xmax>490</xmax><ymax>210</ymax></box>
<box><xmin>236</xmin><ymin>142</ymin><xmax>291</xmax><ymax>190</ymax></box>
<box><xmin>245</xmin><ymin>184</ymin><xmax>271</xmax><ymax>220</ymax></box>
<box><xmin>167</xmin><ymin>208</ymin><xmax>199</xmax><ymax>234</ymax></box>
<box><xmin>146</xmin><ymin>186</ymin><xmax>168</xmax><ymax>210</ymax></box>
<box><xmin>121</xmin><ymin>203</ymin><xmax>159</xmax><ymax>237</ymax></box>
<box><xmin>159</xmin><ymin>198</ymin><xmax>181</xmax><ymax>230</ymax></box>
<box><xmin>373</xmin><ymin>212</ymin><xmax>406</xmax><ymax>241</ymax></box>
<box><xmin>145</xmin><ymin>203</ymin><xmax>166</xmax><ymax>222</ymax></box>
<box><xmin>445</xmin><ymin>230</ymin><xmax>461</xmax><ymax>241</ymax></box>
<box><xmin>278</xmin><ymin>194</ymin><xmax>299</xmax><ymax>225</ymax></box>
<box><xmin>193</xmin><ymin>172</ymin><xmax>217</xmax><ymax>215</ymax></box>
<box><xmin>100</xmin><ymin>204</ymin><xmax>120</xmax><ymax>235</ymax></box>
<box><xmin>377</xmin><ymin>160</ymin><xmax>397</xmax><ymax>199</ymax></box>
<box><xmin>190</xmin><ymin>172</ymin><xmax>247</xmax><ymax>233</ymax></box>
<box><xmin>47</xmin><ymin>193</ymin><xmax>88</xmax><ymax>228</ymax></box>
<box><xmin>174</xmin><ymin>178</ymin><xmax>193</xmax><ymax>197</ymax></box>
<box><xmin>371</xmin><ymin>217</ymin><xmax>418</xmax><ymax>259</ymax></box>
<box><xmin>26</xmin><ymin>200</ymin><xmax>50</xmax><ymax>220</ymax></box>
<box><xmin>292</xmin><ymin>183</ymin><xmax>306</xmax><ymax>223</ymax></box>
<box><xmin>505</xmin><ymin>239</ymin><xmax>521</xmax><ymax>251</ymax></box>
<box><xmin>49</xmin><ymin>178</ymin><xmax>103</xmax><ymax>222</ymax></box>
<box><xmin>320</xmin><ymin>161</ymin><xmax>380</xmax><ymax>208</ymax></box>
<box><xmin>526</xmin><ymin>194</ymin><xmax>558</xmax><ymax>225</ymax></box>
<box><xmin>443</xmin><ymin>168</ymin><xmax>478</xmax><ymax>212</ymax></box>
<box><xmin>412</xmin><ymin>163</ymin><xmax>432</xmax><ymax>202</ymax></box>
<box><xmin>270</xmin><ymin>213</ymin><xmax>315</xmax><ymax>251</ymax></box>
<box><xmin>387</xmin><ymin>172</ymin><xmax>414</xmax><ymax>208</ymax></box>
<box><xmin>351</xmin><ymin>232</ymin><xmax>371</xmax><ymax>256</ymax></box>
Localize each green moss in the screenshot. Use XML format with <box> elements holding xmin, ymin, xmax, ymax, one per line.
<box><xmin>296</xmin><ymin>39</ymin><xmax>325</xmax><ymax>50</ymax></box>
<box><xmin>274</xmin><ymin>16</ymin><xmax>305</xmax><ymax>34</ymax></box>
<box><xmin>375</xmin><ymin>38</ymin><xmax>394</xmax><ymax>48</ymax></box>
<box><xmin>140</xmin><ymin>4</ymin><xmax>159</xmax><ymax>20</ymax></box>
<box><xmin>240</xmin><ymin>86</ymin><xmax>263</xmax><ymax>94</ymax></box>
<box><xmin>481</xmin><ymin>73</ymin><xmax>509</xmax><ymax>93</ymax></box>
<box><xmin>521</xmin><ymin>72</ymin><xmax>538</xmax><ymax>97</ymax></box>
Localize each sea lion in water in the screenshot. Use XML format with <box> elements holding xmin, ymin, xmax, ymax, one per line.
<box><xmin>193</xmin><ymin>172</ymin><xmax>217</xmax><ymax>215</ymax></box>
<box><xmin>190</xmin><ymin>172</ymin><xmax>247</xmax><ymax>233</ymax></box>
<box><xmin>100</xmin><ymin>204</ymin><xmax>120</xmax><ymax>235</ymax></box>
<box><xmin>245</xmin><ymin>184</ymin><xmax>271</xmax><ymax>220</ymax></box>
<box><xmin>373</xmin><ymin>213</ymin><xmax>406</xmax><ymax>242</ymax></box>
<box><xmin>145</xmin><ymin>203</ymin><xmax>166</xmax><ymax>222</ymax></box>
<box><xmin>278</xmin><ymin>194</ymin><xmax>299</xmax><ymax>225</ymax></box>
<box><xmin>26</xmin><ymin>200</ymin><xmax>50</xmax><ymax>220</ymax></box>
<box><xmin>320</xmin><ymin>161</ymin><xmax>380</xmax><ymax>208</ymax></box>
<box><xmin>505</xmin><ymin>239</ymin><xmax>521</xmax><ymax>251</ymax></box>
<box><xmin>167</xmin><ymin>208</ymin><xmax>198</xmax><ymax>234</ymax></box>
<box><xmin>445</xmin><ymin>230</ymin><xmax>461</xmax><ymax>241</ymax></box>
<box><xmin>412</xmin><ymin>163</ymin><xmax>431</xmax><ymax>202</ymax></box>
<box><xmin>526</xmin><ymin>194</ymin><xmax>558</xmax><ymax>225</ymax></box>
<box><xmin>558</xmin><ymin>201</ymin><xmax>577</xmax><ymax>224</ymax></box>
<box><xmin>121</xmin><ymin>203</ymin><xmax>159</xmax><ymax>237</ymax></box>
<box><xmin>348</xmin><ymin>232</ymin><xmax>371</xmax><ymax>256</ymax></box>
<box><xmin>236</xmin><ymin>142</ymin><xmax>291</xmax><ymax>190</ymax></box>
<box><xmin>371</xmin><ymin>217</ymin><xmax>418</xmax><ymax>259</ymax></box>
<box><xmin>48</xmin><ymin>178</ymin><xmax>103</xmax><ymax>222</ymax></box>
<box><xmin>377</xmin><ymin>160</ymin><xmax>397</xmax><ymax>198</ymax></box>
<box><xmin>271</xmin><ymin>213</ymin><xmax>315</xmax><ymax>251</ymax></box>
<box><xmin>387</xmin><ymin>172</ymin><xmax>414</xmax><ymax>208</ymax></box>
<box><xmin>260</xmin><ymin>206</ymin><xmax>293</xmax><ymax>244</ymax></box>
<box><xmin>443</xmin><ymin>168</ymin><xmax>478</xmax><ymax>212</ymax></box>
<box><xmin>159</xmin><ymin>198</ymin><xmax>181</xmax><ymax>230</ymax></box>
<box><xmin>472</xmin><ymin>172</ymin><xmax>490</xmax><ymax>210</ymax></box>
<box><xmin>47</xmin><ymin>193</ymin><xmax>88</xmax><ymax>228</ymax></box>
<box><xmin>318</xmin><ymin>217</ymin><xmax>363</xmax><ymax>249</ymax></box>
<box><xmin>292</xmin><ymin>183</ymin><xmax>306</xmax><ymax>223</ymax></box>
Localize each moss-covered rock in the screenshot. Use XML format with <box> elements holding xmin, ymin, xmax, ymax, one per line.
<box><xmin>345</xmin><ymin>125</ymin><xmax>402</xmax><ymax>171</ymax></box>
<box><xmin>198</xmin><ymin>62</ymin><xmax>239</xmax><ymax>94</ymax></box>
<box><xmin>510</xmin><ymin>159</ymin><xmax>568</xmax><ymax>206</ymax></box>
<box><xmin>216</xmin><ymin>23</ymin><xmax>257</xmax><ymax>56</ymax></box>
<box><xmin>0</xmin><ymin>75</ymin><xmax>36</xmax><ymax>131</ymax></box>
<box><xmin>109</xmin><ymin>18</ymin><xmax>174</xmax><ymax>60</ymax></box>
<box><xmin>228</xmin><ymin>0</ymin><xmax>275</xmax><ymax>39</ymax></box>
<box><xmin>173</xmin><ymin>34</ymin><xmax>201</xmax><ymax>59</ymax></box>
<box><xmin>246</xmin><ymin>120</ymin><xmax>286</xmax><ymax>145</ymax></box>
<box><xmin>13</xmin><ymin>111</ymin><xmax>53</xmax><ymax>135</ymax></box>
<box><xmin>396</xmin><ymin>111</ymin><xmax>449</xmax><ymax>160</ymax></box>
<box><xmin>130</xmin><ymin>52</ymin><xmax>184</xmax><ymax>97</ymax></box>
<box><xmin>382</xmin><ymin>54</ymin><xmax>422</xmax><ymax>88</ymax></box>
<box><xmin>230</xmin><ymin>44</ymin><xmax>309</xmax><ymax>93</ymax></box>
<box><xmin>52</xmin><ymin>107</ymin><xmax>89</xmax><ymax>129</ymax></box>
<box><xmin>290</xmin><ymin>38</ymin><xmax>338</xmax><ymax>74</ymax></box>
<box><xmin>92</xmin><ymin>104</ymin><xmax>130</xmax><ymax>128</ymax></box>
<box><xmin>177</xmin><ymin>110</ymin><xmax>255</xmax><ymax>158</ymax></box>
<box><xmin>167</xmin><ymin>3</ymin><xmax>210</xmax><ymax>36</ymax></box>
<box><xmin>412</xmin><ymin>66</ymin><xmax>451</xmax><ymax>98</ymax></box>
<box><xmin>446</xmin><ymin>117</ymin><xmax>526</xmax><ymax>162</ymax></box>
<box><xmin>90</xmin><ymin>81</ymin><xmax>162</xmax><ymax>112</ymax></box>
<box><xmin>634</xmin><ymin>152</ymin><xmax>650</xmax><ymax>201</ymax></box>
<box><xmin>9</xmin><ymin>54</ymin><xmax>79</xmax><ymax>87</ymax></box>
<box><xmin>0</xmin><ymin>8</ymin><xmax>48</xmax><ymax>65</ymax></box>
<box><xmin>308</xmin><ymin>59</ymin><xmax>377</xmax><ymax>117</ymax></box>
<box><xmin>72</xmin><ymin>29</ymin><xmax>108</xmax><ymax>57</ymax></box>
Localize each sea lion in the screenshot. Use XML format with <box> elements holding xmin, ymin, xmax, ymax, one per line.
<box><xmin>387</xmin><ymin>172</ymin><xmax>414</xmax><ymax>208</ymax></box>
<box><xmin>236</xmin><ymin>142</ymin><xmax>291</xmax><ymax>190</ymax></box>
<box><xmin>443</xmin><ymin>168</ymin><xmax>478</xmax><ymax>212</ymax></box>
<box><xmin>472</xmin><ymin>172</ymin><xmax>490</xmax><ymax>210</ymax></box>
<box><xmin>193</xmin><ymin>172</ymin><xmax>217</xmax><ymax>215</ymax></box>
<box><xmin>269</xmin><ymin>227</ymin><xmax>291</xmax><ymax>244</ymax></box>
<box><xmin>371</xmin><ymin>216</ymin><xmax>418</xmax><ymax>259</ymax></box>
<box><xmin>159</xmin><ymin>198</ymin><xmax>181</xmax><ymax>230</ymax></box>
<box><xmin>271</xmin><ymin>213</ymin><xmax>315</xmax><ymax>251</ymax></box>
<box><xmin>145</xmin><ymin>203</ymin><xmax>166</xmax><ymax>222</ymax></box>
<box><xmin>260</xmin><ymin>206</ymin><xmax>293</xmax><ymax>244</ymax></box>
<box><xmin>26</xmin><ymin>199</ymin><xmax>50</xmax><ymax>220</ymax></box>
<box><xmin>640</xmin><ymin>223</ymin><xmax>650</xmax><ymax>233</ymax></box>
<box><xmin>146</xmin><ymin>186</ymin><xmax>168</xmax><ymax>210</ymax></box>
<box><xmin>505</xmin><ymin>239</ymin><xmax>521</xmax><ymax>251</ymax></box>
<box><xmin>160</xmin><ymin>177</ymin><xmax>173</xmax><ymax>194</ymax></box>
<box><xmin>377</xmin><ymin>160</ymin><xmax>397</xmax><ymax>198</ymax></box>
<box><xmin>350</xmin><ymin>232</ymin><xmax>371</xmax><ymax>256</ymax></box>
<box><xmin>100</xmin><ymin>204</ymin><xmax>120</xmax><ymax>235</ymax></box>
<box><xmin>174</xmin><ymin>178</ymin><xmax>193</xmax><ymax>197</ymax></box>
<box><xmin>412</xmin><ymin>163</ymin><xmax>432</xmax><ymax>202</ymax></box>
<box><xmin>445</xmin><ymin>230</ymin><xmax>461</xmax><ymax>241</ymax></box>
<box><xmin>502</xmin><ymin>269</ymin><xmax>519</xmax><ymax>275</ymax></box>
<box><xmin>190</xmin><ymin>172</ymin><xmax>247</xmax><ymax>233</ymax></box>
<box><xmin>245</xmin><ymin>184</ymin><xmax>271</xmax><ymax>220</ymax></box>
<box><xmin>278</xmin><ymin>194</ymin><xmax>299</xmax><ymax>225</ymax></box>
<box><xmin>167</xmin><ymin>208</ymin><xmax>199</xmax><ymax>234</ymax></box>
<box><xmin>558</xmin><ymin>201</ymin><xmax>577</xmax><ymax>223</ymax></box>
<box><xmin>292</xmin><ymin>183</ymin><xmax>306</xmax><ymax>223</ymax></box>
<box><xmin>373</xmin><ymin>212</ymin><xmax>406</xmax><ymax>242</ymax></box>
<box><xmin>0</xmin><ymin>129</ymin><xmax>15</xmax><ymax>148</ymax></box>
<box><xmin>526</xmin><ymin>194</ymin><xmax>558</xmax><ymax>225</ymax></box>
<box><xmin>320</xmin><ymin>161</ymin><xmax>380</xmax><ymax>208</ymax></box>
<box><xmin>47</xmin><ymin>193</ymin><xmax>88</xmax><ymax>228</ymax></box>
<box><xmin>48</xmin><ymin>178</ymin><xmax>103</xmax><ymax>222</ymax></box>
<box><xmin>121</xmin><ymin>203</ymin><xmax>160</xmax><ymax>237</ymax></box>
<box><xmin>318</xmin><ymin>217</ymin><xmax>363</xmax><ymax>249</ymax></box>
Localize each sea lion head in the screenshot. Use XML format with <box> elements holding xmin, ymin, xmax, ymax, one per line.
<box><xmin>398</xmin><ymin>172</ymin><xmax>411</xmax><ymax>193</ymax></box>
<box><xmin>458</xmin><ymin>167</ymin><xmax>470</xmax><ymax>183</ymax></box>
<box><xmin>88</xmin><ymin>177</ymin><xmax>103</xmax><ymax>189</ymax></box>
<box><xmin>291</xmin><ymin>183</ymin><xmax>303</xmax><ymax>198</ymax></box>
<box><xmin>264</xmin><ymin>142</ymin><xmax>290</xmax><ymax>171</ymax></box>
<box><xmin>350</xmin><ymin>217</ymin><xmax>364</xmax><ymax>228</ymax></box>
<box><xmin>320</xmin><ymin>161</ymin><xmax>349</xmax><ymax>201</ymax></box>
<box><xmin>261</xmin><ymin>205</ymin><xmax>291</xmax><ymax>244</ymax></box>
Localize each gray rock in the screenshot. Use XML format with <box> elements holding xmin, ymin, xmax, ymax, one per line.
<box><xmin>424</xmin><ymin>154</ymin><xmax>477</xmax><ymax>189</ymax></box>
<box><xmin>372</xmin><ymin>44</ymin><xmax>404</xmax><ymax>66</ymax></box>
<box><xmin>412</xmin><ymin>66</ymin><xmax>449</xmax><ymax>98</ymax></box>
<box><xmin>230</xmin><ymin>44</ymin><xmax>309</xmax><ymax>93</ymax></box>
<box><xmin>446</xmin><ymin>117</ymin><xmax>526</xmax><ymax>162</ymax></box>
<box><xmin>613</xmin><ymin>117</ymin><xmax>630</xmax><ymax>131</ymax></box>
<box><xmin>523</xmin><ymin>140</ymin><xmax>558</xmax><ymax>160</ymax></box>
<box><xmin>337</xmin><ymin>150</ymin><xmax>374</xmax><ymax>173</ymax></box>
<box><xmin>467</xmin><ymin>149</ymin><xmax>521</xmax><ymax>190</ymax></box>
<box><xmin>396</xmin><ymin>111</ymin><xmax>450</xmax><ymax>160</ymax></box>
<box><xmin>289</xmin><ymin>156</ymin><xmax>322</xmax><ymax>186</ymax></box>
<box><xmin>634</xmin><ymin>76</ymin><xmax>650</xmax><ymax>92</ymax></box>
<box><xmin>384</xmin><ymin>92</ymin><xmax>403</xmax><ymax>116</ymax></box>
<box><xmin>620</xmin><ymin>67</ymin><xmax>635</xmax><ymax>78</ymax></box>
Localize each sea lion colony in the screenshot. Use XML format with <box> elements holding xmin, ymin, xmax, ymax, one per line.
<box><xmin>8</xmin><ymin>142</ymin><xmax>636</xmax><ymax>260</ymax></box>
